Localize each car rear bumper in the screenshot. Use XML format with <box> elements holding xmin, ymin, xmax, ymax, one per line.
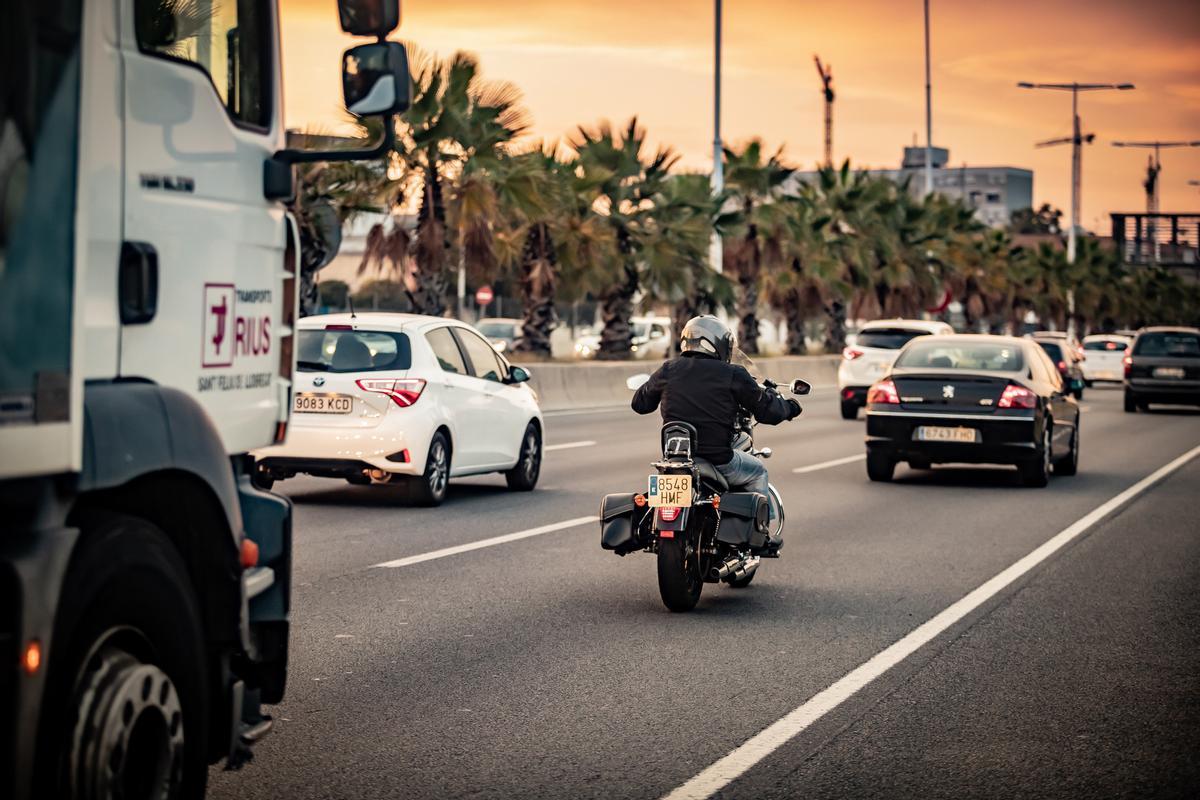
<box><xmin>866</xmin><ymin>409</ymin><xmax>1040</xmax><ymax>465</ymax></box>
<box><xmin>1125</xmin><ymin>380</ymin><xmax>1200</xmax><ymax>405</ymax></box>
<box><xmin>253</xmin><ymin>421</ymin><xmax>427</xmax><ymax>475</ymax></box>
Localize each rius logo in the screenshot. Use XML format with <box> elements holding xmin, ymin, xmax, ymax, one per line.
<box><xmin>942</xmin><ymin>385</ymin><xmax>955</xmax><ymax>399</ymax></box>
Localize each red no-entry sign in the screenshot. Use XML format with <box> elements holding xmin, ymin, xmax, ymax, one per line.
<box><xmin>475</xmin><ymin>286</ymin><xmax>494</xmax><ymax>306</ymax></box>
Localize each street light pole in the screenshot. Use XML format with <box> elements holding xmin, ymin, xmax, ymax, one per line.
<box><xmin>923</xmin><ymin>0</ymin><xmax>933</xmax><ymax>196</ymax></box>
<box><xmin>711</xmin><ymin>0</ymin><xmax>724</xmax><ymax>273</ymax></box>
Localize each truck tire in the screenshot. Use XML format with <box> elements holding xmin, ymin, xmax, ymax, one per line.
<box><xmin>36</xmin><ymin>513</ymin><xmax>210</xmax><ymax>799</ymax></box>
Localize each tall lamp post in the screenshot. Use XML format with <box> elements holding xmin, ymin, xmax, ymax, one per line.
<box><xmin>711</xmin><ymin>0</ymin><xmax>724</xmax><ymax>274</ymax></box>
<box><xmin>1017</xmin><ymin>81</ymin><xmax>1134</xmax><ymax>333</ymax></box>
<box><xmin>923</xmin><ymin>0</ymin><xmax>933</xmax><ymax>196</ymax></box>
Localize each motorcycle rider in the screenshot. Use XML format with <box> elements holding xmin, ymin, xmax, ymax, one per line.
<box><xmin>631</xmin><ymin>315</ymin><xmax>801</xmax><ymax>543</ymax></box>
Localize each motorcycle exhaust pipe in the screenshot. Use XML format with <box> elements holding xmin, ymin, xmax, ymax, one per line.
<box><xmin>709</xmin><ymin>555</ymin><xmax>742</xmax><ymax>581</ymax></box>
<box><xmin>730</xmin><ymin>556</ymin><xmax>761</xmax><ymax>583</ymax></box>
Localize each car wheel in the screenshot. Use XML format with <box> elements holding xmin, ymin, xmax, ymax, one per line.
<box><xmin>1020</xmin><ymin>426</ymin><xmax>1051</xmax><ymax>488</ymax></box>
<box><xmin>410</xmin><ymin>431</ymin><xmax>450</xmax><ymax>506</ymax></box>
<box><xmin>839</xmin><ymin>400</ymin><xmax>858</xmax><ymax>420</ymax></box>
<box><xmin>866</xmin><ymin>451</ymin><xmax>895</xmax><ymax>482</ymax></box>
<box><xmin>1084</xmin><ymin>379</ymin><xmax>1093</xmax><ymax>388</ymax></box>
<box><xmin>1137</xmin><ymin>401</ymin><xmax>1149</xmax><ymax>412</ymax></box>
<box><xmin>1054</xmin><ymin>421</ymin><xmax>1079</xmax><ymax>477</ymax></box>
<box><xmin>252</xmin><ymin>466</ymin><xmax>274</xmax><ymax>491</ymax></box>
<box><xmin>1073</xmin><ymin>385</ymin><xmax>1084</xmax><ymax>401</ymax></box>
<box><xmin>505</xmin><ymin>423</ymin><xmax>542</xmax><ymax>491</ymax></box>
<box><xmin>1124</xmin><ymin>391</ymin><xmax>1137</xmax><ymax>413</ymax></box>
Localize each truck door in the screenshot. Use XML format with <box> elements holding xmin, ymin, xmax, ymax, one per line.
<box><xmin>118</xmin><ymin>0</ymin><xmax>288</xmax><ymax>454</ymax></box>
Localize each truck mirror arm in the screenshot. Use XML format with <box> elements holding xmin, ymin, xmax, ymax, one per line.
<box><xmin>263</xmin><ymin>119</ymin><xmax>395</xmax><ymax>200</ymax></box>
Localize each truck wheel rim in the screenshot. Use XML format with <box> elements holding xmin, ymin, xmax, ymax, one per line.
<box><xmin>69</xmin><ymin>642</ymin><xmax>184</xmax><ymax>800</ymax></box>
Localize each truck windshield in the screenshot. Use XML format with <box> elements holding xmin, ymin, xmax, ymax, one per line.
<box><xmin>297</xmin><ymin>330</ymin><xmax>412</xmax><ymax>372</ymax></box>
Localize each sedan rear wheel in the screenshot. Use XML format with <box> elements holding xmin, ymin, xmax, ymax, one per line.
<box><xmin>410</xmin><ymin>431</ymin><xmax>450</xmax><ymax>506</ymax></box>
<box><xmin>1020</xmin><ymin>426</ymin><xmax>1051</xmax><ymax>488</ymax></box>
<box><xmin>1054</xmin><ymin>421</ymin><xmax>1079</xmax><ymax>477</ymax></box>
<box><xmin>505</xmin><ymin>423</ymin><xmax>542</xmax><ymax>491</ymax></box>
<box><xmin>1124</xmin><ymin>391</ymin><xmax>1137</xmax><ymax>413</ymax></box>
<box><xmin>866</xmin><ymin>451</ymin><xmax>895</xmax><ymax>482</ymax></box>
<box><xmin>839</xmin><ymin>400</ymin><xmax>858</xmax><ymax>421</ymax></box>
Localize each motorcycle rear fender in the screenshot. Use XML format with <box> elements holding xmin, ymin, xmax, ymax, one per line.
<box><xmin>653</xmin><ymin>505</ymin><xmax>691</xmax><ymax>533</ymax></box>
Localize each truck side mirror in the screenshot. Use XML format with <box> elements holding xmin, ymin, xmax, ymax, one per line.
<box><xmin>343</xmin><ymin>42</ymin><xmax>410</xmax><ymax>116</ymax></box>
<box><xmin>338</xmin><ymin>0</ymin><xmax>400</xmax><ymax>37</ymax></box>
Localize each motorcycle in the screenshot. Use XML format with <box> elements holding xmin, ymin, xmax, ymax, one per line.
<box><xmin>600</xmin><ymin>354</ymin><xmax>811</xmax><ymax>612</ymax></box>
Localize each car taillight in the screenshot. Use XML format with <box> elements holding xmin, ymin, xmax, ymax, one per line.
<box><xmin>1123</xmin><ymin>354</ymin><xmax>1132</xmax><ymax>378</ymax></box>
<box><xmin>997</xmin><ymin>383</ymin><xmax>1037</xmax><ymax>409</ymax></box>
<box><xmin>843</xmin><ymin>347</ymin><xmax>864</xmax><ymax>361</ymax></box>
<box><xmin>866</xmin><ymin>379</ymin><xmax>899</xmax><ymax>404</ymax></box>
<box><xmin>356</xmin><ymin>378</ymin><xmax>427</xmax><ymax>407</ymax></box>
<box><xmin>658</xmin><ymin>507</ymin><xmax>681</xmax><ymax>522</ymax></box>
<box><xmin>1056</xmin><ymin>360</ymin><xmax>1067</xmax><ymax>373</ymax></box>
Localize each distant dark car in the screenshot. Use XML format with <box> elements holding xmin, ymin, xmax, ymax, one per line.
<box><xmin>865</xmin><ymin>334</ymin><xmax>1080</xmax><ymax>487</ymax></box>
<box><xmin>1031</xmin><ymin>335</ymin><xmax>1085</xmax><ymax>400</ymax></box>
<box><xmin>1123</xmin><ymin>327</ymin><xmax>1200</xmax><ymax>412</ymax></box>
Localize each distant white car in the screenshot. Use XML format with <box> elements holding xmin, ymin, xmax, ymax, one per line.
<box><xmin>255</xmin><ymin>313</ymin><xmax>544</xmax><ymax>505</ymax></box>
<box><xmin>1081</xmin><ymin>334</ymin><xmax>1132</xmax><ymax>384</ymax></box>
<box><xmin>838</xmin><ymin>319</ymin><xmax>954</xmax><ymax>419</ymax></box>
<box><xmin>476</xmin><ymin>317</ymin><xmax>522</xmax><ymax>353</ymax></box>
<box><xmin>574</xmin><ymin>316</ymin><xmax>672</xmax><ymax>360</ymax></box>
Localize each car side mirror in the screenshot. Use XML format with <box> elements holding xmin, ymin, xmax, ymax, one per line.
<box><xmin>790</xmin><ymin>379</ymin><xmax>812</xmax><ymax>396</ymax></box>
<box><xmin>626</xmin><ymin>374</ymin><xmax>651</xmax><ymax>391</ymax></box>
<box><xmin>343</xmin><ymin>42</ymin><xmax>410</xmax><ymax>116</ymax></box>
<box><xmin>508</xmin><ymin>366</ymin><xmax>532</xmax><ymax>384</ymax></box>
<box><xmin>338</xmin><ymin>0</ymin><xmax>400</xmax><ymax>37</ymax></box>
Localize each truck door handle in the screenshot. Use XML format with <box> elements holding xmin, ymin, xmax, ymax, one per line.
<box><xmin>119</xmin><ymin>241</ymin><xmax>158</xmax><ymax>324</ymax></box>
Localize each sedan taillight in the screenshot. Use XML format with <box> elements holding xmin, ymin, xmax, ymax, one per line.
<box><xmin>997</xmin><ymin>383</ymin><xmax>1038</xmax><ymax>409</ymax></box>
<box><xmin>1123</xmin><ymin>354</ymin><xmax>1132</xmax><ymax>378</ymax></box>
<box><xmin>356</xmin><ymin>378</ymin><xmax>427</xmax><ymax>407</ymax></box>
<box><xmin>843</xmin><ymin>347</ymin><xmax>864</xmax><ymax>361</ymax></box>
<box><xmin>866</xmin><ymin>379</ymin><xmax>899</xmax><ymax>404</ymax></box>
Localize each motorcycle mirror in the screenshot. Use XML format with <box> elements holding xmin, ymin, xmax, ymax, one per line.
<box><xmin>790</xmin><ymin>379</ymin><xmax>812</xmax><ymax>396</ymax></box>
<box><xmin>626</xmin><ymin>374</ymin><xmax>651</xmax><ymax>391</ymax></box>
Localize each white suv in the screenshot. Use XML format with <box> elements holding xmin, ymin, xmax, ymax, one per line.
<box><xmin>838</xmin><ymin>319</ymin><xmax>953</xmax><ymax>419</ymax></box>
<box><xmin>255</xmin><ymin>313</ymin><xmax>544</xmax><ymax>505</ymax></box>
<box><xmin>1081</xmin><ymin>334</ymin><xmax>1132</xmax><ymax>385</ymax></box>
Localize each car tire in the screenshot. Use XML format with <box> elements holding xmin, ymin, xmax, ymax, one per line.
<box><xmin>409</xmin><ymin>431</ymin><xmax>451</xmax><ymax>506</ymax></box>
<box><xmin>1124</xmin><ymin>391</ymin><xmax>1137</xmax><ymax>413</ymax></box>
<box><xmin>36</xmin><ymin>513</ymin><xmax>210</xmax><ymax>799</ymax></box>
<box><xmin>1054</xmin><ymin>421</ymin><xmax>1079</xmax><ymax>477</ymax></box>
<box><xmin>252</xmin><ymin>467</ymin><xmax>275</xmax><ymax>491</ymax></box>
<box><xmin>505</xmin><ymin>423</ymin><xmax>542</xmax><ymax>492</ymax></box>
<box><xmin>1084</xmin><ymin>379</ymin><xmax>1093</xmax><ymax>388</ymax></box>
<box><xmin>1073</xmin><ymin>385</ymin><xmax>1084</xmax><ymax>401</ymax></box>
<box><xmin>839</xmin><ymin>400</ymin><xmax>858</xmax><ymax>420</ymax></box>
<box><xmin>866</xmin><ymin>451</ymin><xmax>895</xmax><ymax>482</ymax></box>
<box><xmin>1020</xmin><ymin>426</ymin><xmax>1051</xmax><ymax>488</ymax></box>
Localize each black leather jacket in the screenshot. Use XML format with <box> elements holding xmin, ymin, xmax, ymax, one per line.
<box><xmin>631</xmin><ymin>354</ymin><xmax>801</xmax><ymax>465</ymax></box>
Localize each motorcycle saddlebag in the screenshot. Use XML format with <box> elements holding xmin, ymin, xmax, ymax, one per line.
<box><xmin>715</xmin><ymin>492</ymin><xmax>769</xmax><ymax>549</ymax></box>
<box><xmin>599</xmin><ymin>493</ymin><xmax>642</xmax><ymax>554</ymax></box>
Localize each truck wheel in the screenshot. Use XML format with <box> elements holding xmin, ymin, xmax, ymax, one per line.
<box><xmin>839</xmin><ymin>400</ymin><xmax>858</xmax><ymax>420</ymax></box>
<box><xmin>409</xmin><ymin>431</ymin><xmax>450</xmax><ymax>506</ymax></box>
<box><xmin>37</xmin><ymin>513</ymin><xmax>210</xmax><ymax>800</ymax></box>
<box><xmin>504</xmin><ymin>423</ymin><xmax>542</xmax><ymax>491</ymax></box>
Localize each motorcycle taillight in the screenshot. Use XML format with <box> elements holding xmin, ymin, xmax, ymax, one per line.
<box><xmin>658</xmin><ymin>507</ymin><xmax>681</xmax><ymax>522</ymax></box>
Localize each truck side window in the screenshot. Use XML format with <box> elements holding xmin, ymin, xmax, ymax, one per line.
<box><xmin>133</xmin><ymin>0</ymin><xmax>271</xmax><ymax>129</ymax></box>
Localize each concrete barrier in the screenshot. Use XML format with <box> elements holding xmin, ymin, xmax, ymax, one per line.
<box><xmin>521</xmin><ymin>355</ymin><xmax>841</xmax><ymax>412</ymax></box>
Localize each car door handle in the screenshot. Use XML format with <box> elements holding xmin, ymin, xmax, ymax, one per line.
<box><xmin>119</xmin><ymin>241</ymin><xmax>158</xmax><ymax>324</ymax></box>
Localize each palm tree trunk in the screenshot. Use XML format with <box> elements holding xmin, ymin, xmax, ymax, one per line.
<box><xmin>598</xmin><ymin>228</ymin><xmax>637</xmax><ymax>360</ymax></box>
<box><xmin>513</xmin><ymin>223</ymin><xmax>557</xmax><ymax>356</ymax></box>
<box><xmin>824</xmin><ymin>300</ymin><xmax>847</xmax><ymax>352</ymax></box>
<box><xmin>783</xmin><ymin>290</ymin><xmax>807</xmax><ymax>354</ymax></box>
<box><xmin>408</xmin><ymin>157</ymin><xmax>449</xmax><ymax>316</ymax></box>
<box><xmin>738</xmin><ymin>259</ymin><xmax>761</xmax><ymax>355</ymax></box>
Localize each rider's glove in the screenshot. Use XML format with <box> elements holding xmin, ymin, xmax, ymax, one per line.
<box><xmin>787</xmin><ymin>399</ymin><xmax>803</xmax><ymax>419</ymax></box>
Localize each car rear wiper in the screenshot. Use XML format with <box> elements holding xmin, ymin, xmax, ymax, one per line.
<box><xmin>297</xmin><ymin>360</ymin><xmax>330</xmax><ymax>371</ymax></box>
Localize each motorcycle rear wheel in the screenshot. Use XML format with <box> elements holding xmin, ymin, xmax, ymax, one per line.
<box><xmin>657</xmin><ymin>537</ymin><xmax>703</xmax><ymax>612</ymax></box>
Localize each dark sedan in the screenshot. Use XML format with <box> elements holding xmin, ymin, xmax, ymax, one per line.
<box><xmin>1124</xmin><ymin>326</ymin><xmax>1200</xmax><ymax>412</ymax></box>
<box><xmin>865</xmin><ymin>334</ymin><xmax>1080</xmax><ymax>487</ymax></box>
<box><xmin>1031</xmin><ymin>334</ymin><xmax>1085</xmax><ymax>400</ymax></box>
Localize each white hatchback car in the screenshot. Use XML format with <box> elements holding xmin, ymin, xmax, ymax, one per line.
<box><xmin>1081</xmin><ymin>334</ymin><xmax>1132</xmax><ymax>385</ymax></box>
<box><xmin>838</xmin><ymin>319</ymin><xmax>953</xmax><ymax>419</ymax></box>
<box><xmin>255</xmin><ymin>313</ymin><xmax>544</xmax><ymax>505</ymax></box>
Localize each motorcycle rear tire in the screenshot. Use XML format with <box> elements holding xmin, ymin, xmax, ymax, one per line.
<box><xmin>657</xmin><ymin>537</ymin><xmax>702</xmax><ymax>612</ymax></box>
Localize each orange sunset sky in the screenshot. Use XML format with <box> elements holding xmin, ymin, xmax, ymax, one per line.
<box><xmin>281</xmin><ymin>0</ymin><xmax>1200</xmax><ymax>233</ymax></box>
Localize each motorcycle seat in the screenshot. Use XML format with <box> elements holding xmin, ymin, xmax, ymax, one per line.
<box><xmin>694</xmin><ymin>458</ymin><xmax>729</xmax><ymax>492</ymax></box>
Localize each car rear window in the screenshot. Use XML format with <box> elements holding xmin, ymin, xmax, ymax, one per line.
<box><xmin>1035</xmin><ymin>341</ymin><xmax>1065</xmax><ymax>362</ymax></box>
<box><xmin>477</xmin><ymin>321</ymin><xmax>515</xmax><ymax>339</ymax></box>
<box><xmin>1134</xmin><ymin>332</ymin><xmax>1200</xmax><ymax>357</ymax></box>
<box><xmin>1083</xmin><ymin>339</ymin><xmax>1128</xmax><ymax>352</ymax></box>
<box><xmin>855</xmin><ymin>329</ymin><xmax>933</xmax><ymax>350</ymax></box>
<box><xmin>296</xmin><ymin>329</ymin><xmax>412</xmax><ymax>372</ymax></box>
<box><xmin>895</xmin><ymin>341</ymin><xmax>1024</xmax><ymax>372</ymax></box>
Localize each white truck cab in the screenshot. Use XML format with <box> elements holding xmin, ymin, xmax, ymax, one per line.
<box><xmin>0</xmin><ymin>1</ymin><xmax>408</xmax><ymax>797</ymax></box>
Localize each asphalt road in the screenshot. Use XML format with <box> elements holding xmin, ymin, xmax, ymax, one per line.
<box><xmin>209</xmin><ymin>382</ymin><xmax>1200</xmax><ymax>800</ymax></box>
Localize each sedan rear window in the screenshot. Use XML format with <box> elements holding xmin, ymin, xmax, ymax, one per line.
<box><xmin>1036</xmin><ymin>341</ymin><xmax>1065</xmax><ymax>362</ymax></box>
<box><xmin>1134</xmin><ymin>332</ymin><xmax>1200</xmax><ymax>357</ymax></box>
<box><xmin>855</xmin><ymin>329</ymin><xmax>932</xmax><ymax>350</ymax></box>
<box><xmin>896</xmin><ymin>341</ymin><xmax>1024</xmax><ymax>372</ymax></box>
<box><xmin>296</xmin><ymin>329</ymin><xmax>412</xmax><ymax>372</ymax></box>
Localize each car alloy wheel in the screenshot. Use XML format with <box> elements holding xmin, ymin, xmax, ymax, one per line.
<box><xmin>427</xmin><ymin>438</ymin><xmax>448</xmax><ymax>498</ymax></box>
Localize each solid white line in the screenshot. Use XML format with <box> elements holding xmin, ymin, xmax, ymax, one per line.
<box><xmin>545</xmin><ymin>440</ymin><xmax>596</xmax><ymax>452</ymax></box>
<box><xmin>371</xmin><ymin>516</ymin><xmax>598</xmax><ymax>569</ymax></box>
<box><xmin>792</xmin><ymin>453</ymin><xmax>866</xmax><ymax>474</ymax></box>
<box><xmin>663</xmin><ymin>442</ymin><xmax>1200</xmax><ymax>800</ymax></box>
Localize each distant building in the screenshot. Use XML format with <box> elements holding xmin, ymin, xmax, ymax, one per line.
<box><xmin>793</xmin><ymin>147</ymin><xmax>1034</xmax><ymax>229</ymax></box>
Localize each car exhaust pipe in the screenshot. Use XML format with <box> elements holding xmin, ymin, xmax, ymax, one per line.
<box><xmin>367</xmin><ymin>469</ymin><xmax>394</xmax><ymax>485</ymax></box>
<box><xmin>709</xmin><ymin>555</ymin><xmax>742</xmax><ymax>581</ymax></box>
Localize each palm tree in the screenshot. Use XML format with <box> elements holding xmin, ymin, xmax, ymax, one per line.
<box><xmin>570</xmin><ymin>118</ymin><xmax>677</xmax><ymax>359</ymax></box>
<box><xmin>764</xmin><ymin>188</ymin><xmax>841</xmax><ymax>354</ymax></box>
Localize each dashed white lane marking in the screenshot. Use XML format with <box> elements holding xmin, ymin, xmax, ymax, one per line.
<box><xmin>545</xmin><ymin>440</ymin><xmax>597</xmax><ymax>452</ymax></box>
<box><xmin>663</xmin><ymin>442</ymin><xmax>1200</xmax><ymax>800</ymax></box>
<box><xmin>792</xmin><ymin>453</ymin><xmax>866</xmax><ymax>473</ymax></box>
<box><xmin>371</xmin><ymin>516</ymin><xmax>599</xmax><ymax>570</ymax></box>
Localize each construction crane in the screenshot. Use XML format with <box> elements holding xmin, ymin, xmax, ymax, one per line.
<box><xmin>814</xmin><ymin>55</ymin><xmax>834</xmax><ymax>168</ymax></box>
<box><xmin>1111</xmin><ymin>140</ymin><xmax>1200</xmax><ymax>214</ymax></box>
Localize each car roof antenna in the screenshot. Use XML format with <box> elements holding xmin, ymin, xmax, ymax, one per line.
<box><xmin>348</xmin><ymin>296</ymin><xmax>357</xmax><ymax>320</ymax></box>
